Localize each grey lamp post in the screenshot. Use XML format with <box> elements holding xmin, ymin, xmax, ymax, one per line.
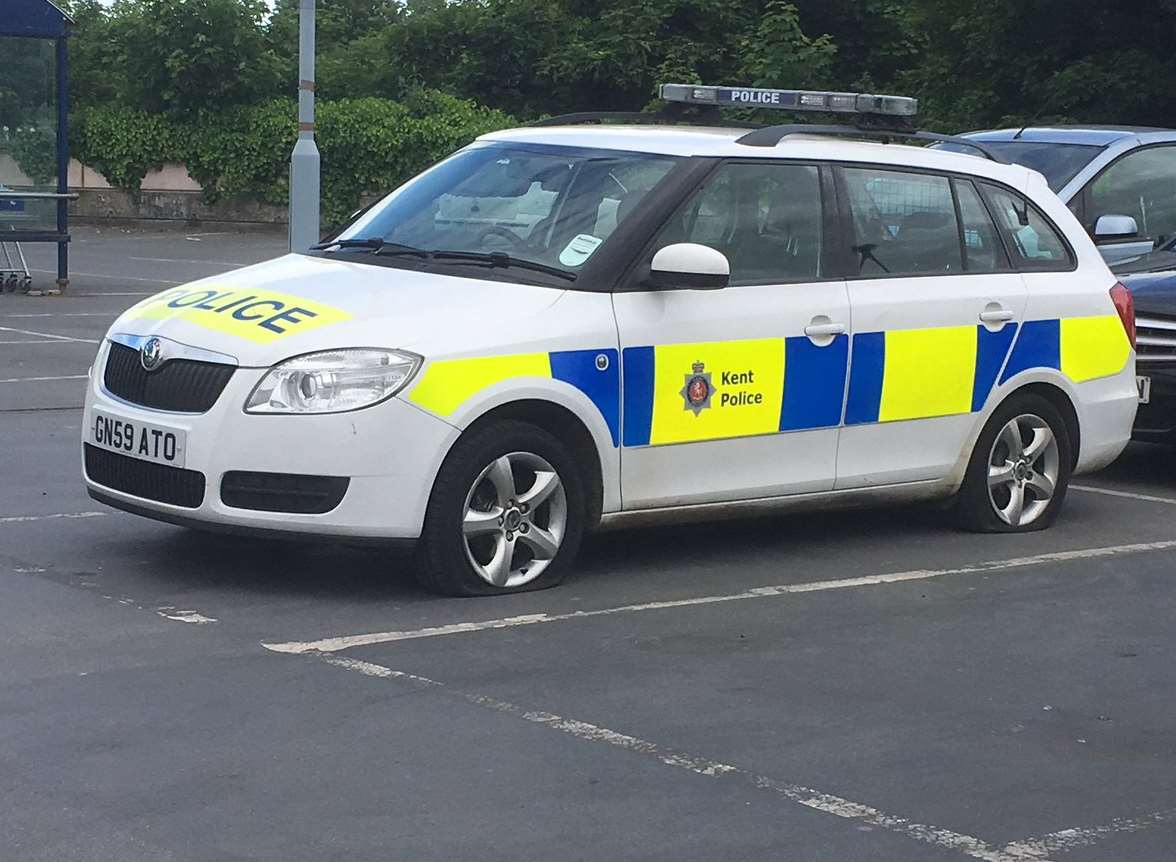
<box><xmin>288</xmin><ymin>0</ymin><xmax>319</xmax><ymax>252</ymax></box>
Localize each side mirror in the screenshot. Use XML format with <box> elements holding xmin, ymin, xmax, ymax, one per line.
<box><xmin>649</xmin><ymin>243</ymin><xmax>730</xmax><ymax>290</ymax></box>
<box><xmin>1094</xmin><ymin>214</ymin><xmax>1140</xmax><ymax>241</ymax></box>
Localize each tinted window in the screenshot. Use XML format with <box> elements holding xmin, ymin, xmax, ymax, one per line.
<box><xmin>980</xmin><ymin>183</ymin><xmax>1073</xmax><ymax>270</ymax></box>
<box><xmin>655</xmin><ymin>162</ymin><xmax>824</xmax><ymax>285</ymax></box>
<box><xmin>1089</xmin><ymin>146</ymin><xmax>1176</xmax><ymax>246</ymax></box>
<box><xmin>841</xmin><ymin>167</ymin><xmax>962</xmax><ymax>276</ymax></box>
<box><xmin>956</xmin><ymin>141</ymin><xmax>1103</xmax><ymax>192</ymax></box>
<box><xmin>954</xmin><ymin>179</ymin><xmax>1008</xmax><ymax>272</ymax></box>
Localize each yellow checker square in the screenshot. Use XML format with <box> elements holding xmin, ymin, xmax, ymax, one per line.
<box><xmin>409</xmin><ymin>353</ymin><xmax>552</xmax><ymax>417</ymax></box>
<box><xmin>1060</xmin><ymin>315</ymin><xmax>1131</xmax><ymax>383</ymax></box>
<box><xmin>649</xmin><ymin>339</ymin><xmax>784</xmax><ymax>445</ymax></box>
<box><xmin>129</xmin><ymin>285</ymin><xmax>352</xmax><ymax>344</ymax></box>
<box><xmin>879</xmin><ymin>325</ymin><xmax>977</xmax><ymax>422</ymax></box>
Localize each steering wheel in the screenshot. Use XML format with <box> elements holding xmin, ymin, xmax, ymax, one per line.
<box><xmin>476</xmin><ymin>226</ymin><xmax>525</xmax><ymax>250</ymax></box>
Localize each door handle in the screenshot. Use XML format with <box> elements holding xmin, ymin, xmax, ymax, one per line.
<box><xmin>979</xmin><ymin>306</ymin><xmax>1015</xmax><ymax>324</ymax></box>
<box><xmin>804</xmin><ymin>322</ymin><xmax>846</xmax><ymax>337</ymax></box>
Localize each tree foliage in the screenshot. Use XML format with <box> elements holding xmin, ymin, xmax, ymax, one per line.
<box><xmin>40</xmin><ymin>0</ymin><xmax>1176</xmax><ymax>218</ymax></box>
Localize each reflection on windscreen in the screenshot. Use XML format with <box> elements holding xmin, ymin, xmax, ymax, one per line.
<box><xmin>341</xmin><ymin>144</ymin><xmax>678</xmax><ymax>274</ymax></box>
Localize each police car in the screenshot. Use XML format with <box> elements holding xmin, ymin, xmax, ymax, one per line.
<box><xmin>82</xmin><ymin>85</ymin><xmax>1138</xmax><ymax>596</ymax></box>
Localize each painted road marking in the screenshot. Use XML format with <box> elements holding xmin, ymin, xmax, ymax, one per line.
<box><xmin>0</xmin><ymin>325</ymin><xmax>98</xmax><ymax>344</ymax></box>
<box><xmin>313</xmin><ymin>653</ymin><xmax>1047</xmax><ymax>862</ymax></box>
<box><xmin>5</xmin><ymin>312</ymin><xmax>118</xmax><ymax>318</ymax></box>
<box><xmin>1003</xmin><ymin>807</ymin><xmax>1176</xmax><ymax>857</ymax></box>
<box><xmin>0</xmin><ymin>511</ymin><xmax>107</xmax><ymax>524</ymax></box>
<box><xmin>1071</xmin><ymin>484</ymin><xmax>1176</xmax><ymax>506</ymax></box>
<box><xmin>31</xmin><ymin>268</ymin><xmax>182</xmax><ymax>285</ymax></box>
<box><xmin>263</xmin><ymin>539</ymin><xmax>1176</xmax><ymax>655</ymax></box>
<box><xmin>130</xmin><ymin>256</ymin><xmax>257</xmax><ymax>267</ymax></box>
<box><xmin>0</xmin><ymin>340</ymin><xmax>72</xmax><ymax>345</ymax></box>
<box><xmin>0</xmin><ymin>374</ymin><xmax>89</xmax><ymax>384</ymax></box>
<box><xmin>73</xmin><ymin>291</ymin><xmax>155</xmax><ymax>297</ymax></box>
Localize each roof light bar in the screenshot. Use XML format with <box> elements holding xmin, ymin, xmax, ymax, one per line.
<box><xmin>659</xmin><ymin>84</ymin><xmax>918</xmax><ymax>118</ymax></box>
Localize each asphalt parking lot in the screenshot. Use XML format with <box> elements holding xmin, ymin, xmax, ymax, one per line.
<box><xmin>2</xmin><ymin>225</ymin><xmax>1176</xmax><ymax>861</ymax></box>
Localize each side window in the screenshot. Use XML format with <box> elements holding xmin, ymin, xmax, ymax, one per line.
<box><xmin>655</xmin><ymin>162</ymin><xmax>823</xmax><ymax>285</ymax></box>
<box><xmin>980</xmin><ymin>183</ymin><xmax>1073</xmax><ymax>270</ymax></box>
<box><xmin>840</xmin><ymin>167</ymin><xmax>962</xmax><ymax>276</ymax></box>
<box><xmin>1088</xmin><ymin>146</ymin><xmax>1176</xmax><ymax>245</ymax></box>
<box><xmin>953</xmin><ymin>179</ymin><xmax>1009</xmax><ymax>272</ymax></box>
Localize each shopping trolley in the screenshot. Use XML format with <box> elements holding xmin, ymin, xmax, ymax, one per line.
<box><xmin>0</xmin><ymin>191</ymin><xmax>34</xmax><ymax>292</ymax></box>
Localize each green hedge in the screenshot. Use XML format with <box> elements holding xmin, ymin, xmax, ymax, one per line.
<box><xmin>71</xmin><ymin>90</ymin><xmax>515</xmax><ymax>226</ymax></box>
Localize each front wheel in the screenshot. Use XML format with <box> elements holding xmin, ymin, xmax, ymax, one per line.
<box><xmin>953</xmin><ymin>392</ymin><xmax>1073</xmax><ymax>533</ymax></box>
<box><xmin>416</xmin><ymin>420</ymin><xmax>586</xmax><ymax>596</ymax></box>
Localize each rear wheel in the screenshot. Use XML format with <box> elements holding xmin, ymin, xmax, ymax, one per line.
<box><xmin>953</xmin><ymin>392</ymin><xmax>1072</xmax><ymax>532</ymax></box>
<box><xmin>416</xmin><ymin>420</ymin><xmax>586</xmax><ymax>596</ymax></box>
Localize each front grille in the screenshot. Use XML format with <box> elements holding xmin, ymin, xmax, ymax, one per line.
<box><xmin>1136</xmin><ymin>315</ymin><xmax>1176</xmax><ymax>361</ymax></box>
<box><xmin>84</xmin><ymin>444</ymin><xmax>206</xmax><ymax>508</ymax></box>
<box><xmin>103</xmin><ymin>342</ymin><xmax>235</xmax><ymax>412</ymax></box>
<box><xmin>221</xmin><ymin>471</ymin><xmax>349</xmax><ymax>514</ymax></box>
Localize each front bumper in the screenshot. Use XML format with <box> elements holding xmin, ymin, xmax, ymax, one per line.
<box><xmin>1133</xmin><ymin>362</ymin><xmax>1176</xmax><ymax>443</ymax></box>
<box><xmin>82</xmin><ymin>350</ymin><xmax>459</xmax><ymax>540</ymax></box>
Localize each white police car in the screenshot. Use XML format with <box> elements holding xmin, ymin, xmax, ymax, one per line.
<box><xmin>83</xmin><ymin>85</ymin><xmax>1138</xmax><ymax>595</ymax></box>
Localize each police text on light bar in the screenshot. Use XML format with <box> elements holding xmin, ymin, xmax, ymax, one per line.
<box><xmin>659</xmin><ymin>84</ymin><xmax>918</xmax><ymax>118</ymax></box>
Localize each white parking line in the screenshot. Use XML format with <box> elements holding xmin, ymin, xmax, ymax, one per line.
<box><xmin>317</xmin><ymin>654</ymin><xmax>1044</xmax><ymax>862</ymax></box>
<box><xmin>0</xmin><ymin>374</ymin><xmax>89</xmax><ymax>384</ymax></box>
<box><xmin>1004</xmin><ymin>808</ymin><xmax>1176</xmax><ymax>857</ymax></box>
<box><xmin>73</xmin><ymin>291</ymin><xmax>154</xmax><ymax>297</ymax></box>
<box><xmin>1071</xmin><ymin>484</ymin><xmax>1176</xmax><ymax>506</ymax></box>
<box><xmin>31</xmin><ymin>268</ymin><xmax>182</xmax><ymax>285</ymax></box>
<box><xmin>129</xmin><ymin>256</ymin><xmax>256</xmax><ymax>267</ymax></box>
<box><xmin>263</xmin><ymin>539</ymin><xmax>1176</xmax><ymax>655</ymax></box>
<box><xmin>0</xmin><ymin>339</ymin><xmax>69</xmax><ymax>345</ymax></box>
<box><xmin>5</xmin><ymin>312</ymin><xmax>116</xmax><ymax>318</ymax></box>
<box><xmin>0</xmin><ymin>511</ymin><xmax>107</xmax><ymax>524</ymax></box>
<box><xmin>0</xmin><ymin>325</ymin><xmax>98</xmax><ymax>344</ymax></box>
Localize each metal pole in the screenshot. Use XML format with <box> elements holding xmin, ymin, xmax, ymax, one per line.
<box><xmin>288</xmin><ymin>0</ymin><xmax>320</xmax><ymax>253</ymax></box>
<box><xmin>55</xmin><ymin>35</ymin><xmax>69</xmax><ymax>293</ymax></box>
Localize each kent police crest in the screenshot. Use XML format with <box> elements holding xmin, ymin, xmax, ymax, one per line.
<box><xmin>681</xmin><ymin>360</ymin><xmax>714</xmax><ymax>415</ymax></box>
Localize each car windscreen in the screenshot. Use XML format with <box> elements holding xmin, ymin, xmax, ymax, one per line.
<box><xmin>335</xmin><ymin>142</ymin><xmax>679</xmax><ymax>280</ymax></box>
<box><xmin>937</xmin><ymin>141</ymin><xmax>1103</xmax><ymax>192</ymax></box>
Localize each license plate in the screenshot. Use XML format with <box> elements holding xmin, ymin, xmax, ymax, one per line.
<box><xmin>1137</xmin><ymin>375</ymin><xmax>1152</xmax><ymax>405</ymax></box>
<box><xmin>90</xmin><ymin>408</ymin><xmax>187</xmax><ymax>467</ymax></box>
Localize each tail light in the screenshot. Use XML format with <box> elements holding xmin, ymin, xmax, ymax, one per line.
<box><xmin>1110</xmin><ymin>281</ymin><xmax>1136</xmax><ymax>350</ymax></box>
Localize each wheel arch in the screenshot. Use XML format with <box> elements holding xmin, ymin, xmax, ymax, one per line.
<box><xmin>460</xmin><ymin>399</ymin><xmax>607</xmax><ymax>528</ymax></box>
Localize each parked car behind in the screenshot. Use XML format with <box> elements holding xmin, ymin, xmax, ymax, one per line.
<box><xmin>1112</xmin><ymin>239</ymin><xmax>1176</xmax><ymax>441</ymax></box>
<box><xmin>949</xmin><ymin>128</ymin><xmax>1176</xmax><ymax>264</ymax></box>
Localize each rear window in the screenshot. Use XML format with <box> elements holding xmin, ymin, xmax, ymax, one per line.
<box><xmin>979</xmin><ymin>183</ymin><xmax>1074</xmax><ymax>271</ymax></box>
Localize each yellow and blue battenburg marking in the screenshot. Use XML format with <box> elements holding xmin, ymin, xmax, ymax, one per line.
<box><xmin>1001</xmin><ymin>315</ymin><xmax>1131</xmax><ymax>385</ymax></box>
<box><xmin>409</xmin><ymin>349</ymin><xmax>621</xmax><ymax>446</ymax></box>
<box><xmin>127</xmin><ymin>286</ymin><xmax>352</xmax><ymax>344</ymax></box>
<box><xmin>621</xmin><ymin>335</ymin><xmax>848</xmax><ymax>446</ymax></box>
<box><xmin>845</xmin><ymin>324</ymin><xmax>1016</xmax><ymax>424</ymax></box>
<box><xmin>406</xmin><ymin>314</ymin><xmax>1128</xmax><ymax>449</ymax></box>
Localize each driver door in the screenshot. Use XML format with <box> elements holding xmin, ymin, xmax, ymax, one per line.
<box><xmin>613</xmin><ymin>161</ymin><xmax>850</xmax><ymax>509</ymax></box>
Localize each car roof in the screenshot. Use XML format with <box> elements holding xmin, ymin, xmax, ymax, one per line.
<box><xmin>479</xmin><ymin>125</ymin><xmax>1032</xmax><ymax>186</ymax></box>
<box><xmin>964</xmin><ymin>126</ymin><xmax>1176</xmax><ymax>146</ymax></box>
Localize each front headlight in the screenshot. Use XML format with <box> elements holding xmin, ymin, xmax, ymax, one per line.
<box><xmin>244</xmin><ymin>348</ymin><xmax>421</xmax><ymax>414</ymax></box>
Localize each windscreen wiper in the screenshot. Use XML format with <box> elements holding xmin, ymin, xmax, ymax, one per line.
<box><xmin>309</xmin><ymin>237</ymin><xmax>384</xmax><ymax>251</ymax></box>
<box><xmin>429</xmin><ymin>250</ymin><xmax>577</xmax><ymax>281</ymax></box>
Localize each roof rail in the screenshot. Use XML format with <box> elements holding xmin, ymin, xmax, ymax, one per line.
<box><xmin>735</xmin><ymin>124</ymin><xmax>1009</xmax><ymax>163</ymax></box>
<box><xmin>527</xmin><ymin>109</ymin><xmax>763</xmax><ymax>129</ymax></box>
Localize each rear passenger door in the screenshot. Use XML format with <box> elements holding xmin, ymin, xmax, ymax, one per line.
<box><xmin>835</xmin><ymin>166</ymin><xmax>1028</xmax><ymax>489</ymax></box>
<box><xmin>614</xmin><ymin>161</ymin><xmax>850</xmax><ymax>509</ymax></box>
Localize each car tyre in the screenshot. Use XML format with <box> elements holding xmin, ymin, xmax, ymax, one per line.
<box><xmin>416</xmin><ymin>419</ymin><xmax>586</xmax><ymax>596</ymax></box>
<box><xmin>952</xmin><ymin>392</ymin><xmax>1073</xmax><ymax>533</ymax></box>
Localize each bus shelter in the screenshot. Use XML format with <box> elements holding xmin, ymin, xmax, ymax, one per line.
<box><xmin>1</xmin><ymin>0</ymin><xmax>75</xmax><ymax>293</ymax></box>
